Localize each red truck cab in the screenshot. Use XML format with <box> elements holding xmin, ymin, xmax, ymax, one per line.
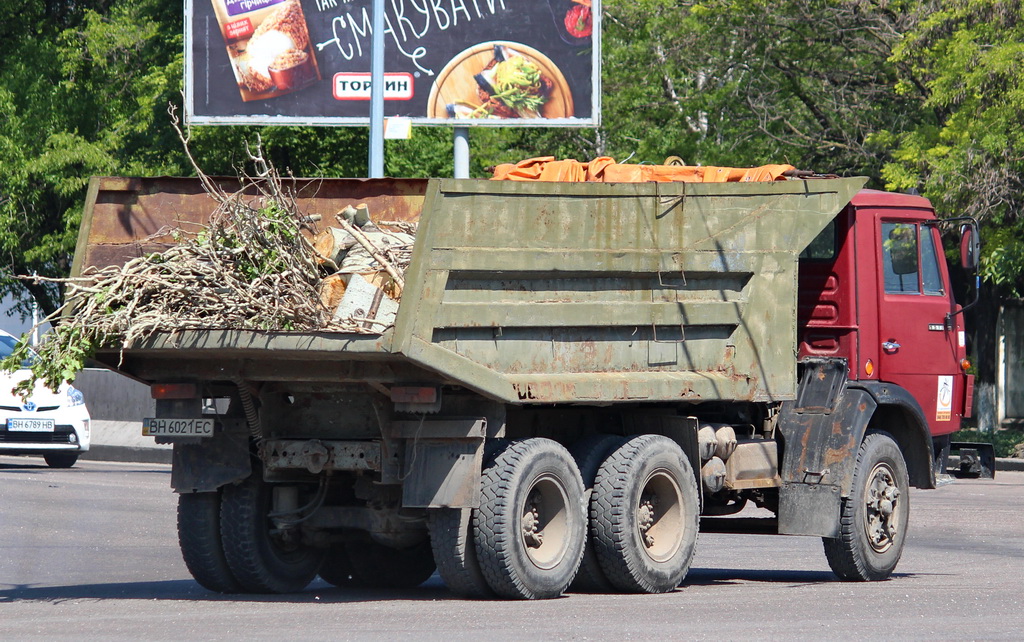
<box><xmin>798</xmin><ymin>189</ymin><xmax>974</xmax><ymax>456</ymax></box>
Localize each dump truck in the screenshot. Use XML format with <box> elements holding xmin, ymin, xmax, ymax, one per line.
<box><xmin>73</xmin><ymin>165</ymin><xmax>978</xmax><ymax>599</ymax></box>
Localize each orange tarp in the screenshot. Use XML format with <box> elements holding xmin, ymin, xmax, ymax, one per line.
<box><xmin>491</xmin><ymin>156</ymin><xmax>796</xmax><ymax>183</ymax></box>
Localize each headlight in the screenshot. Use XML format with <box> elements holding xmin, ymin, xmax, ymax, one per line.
<box><xmin>66</xmin><ymin>386</ymin><xmax>85</xmax><ymax>407</ymax></box>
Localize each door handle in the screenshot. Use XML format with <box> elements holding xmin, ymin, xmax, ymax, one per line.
<box><xmin>882</xmin><ymin>341</ymin><xmax>901</xmax><ymax>352</ymax></box>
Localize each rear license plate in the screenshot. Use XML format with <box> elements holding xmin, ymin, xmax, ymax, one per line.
<box><xmin>143</xmin><ymin>418</ymin><xmax>214</xmax><ymax>437</ymax></box>
<box><xmin>7</xmin><ymin>418</ymin><xmax>56</xmax><ymax>432</ymax></box>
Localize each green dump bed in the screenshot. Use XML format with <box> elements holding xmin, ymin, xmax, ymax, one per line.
<box><xmin>75</xmin><ymin>175</ymin><xmax>865</xmax><ymax>405</ymax></box>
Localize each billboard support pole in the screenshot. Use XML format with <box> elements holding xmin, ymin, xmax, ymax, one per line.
<box><xmin>369</xmin><ymin>0</ymin><xmax>385</xmax><ymax>178</ymax></box>
<box><xmin>454</xmin><ymin>127</ymin><xmax>469</xmax><ymax>178</ymax></box>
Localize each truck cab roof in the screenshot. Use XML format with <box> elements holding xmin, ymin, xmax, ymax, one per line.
<box><xmin>851</xmin><ymin>188</ymin><xmax>934</xmax><ymax>213</ymax></box>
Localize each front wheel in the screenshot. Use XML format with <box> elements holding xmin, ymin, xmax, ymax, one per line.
<box><xmin>823</xmin><ymin>431</ymin><xmax>910</xmax><ymax>581</ymax></box>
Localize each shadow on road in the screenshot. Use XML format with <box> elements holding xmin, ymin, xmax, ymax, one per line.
<box><xmin>0</xmin><ymin>577</ymin><xmax>463</xmax><ymax>604</ymax></box>
<box><xmin>1</xmin><ymin>568</ymin><xmax>922</xmax><ymax>604</ymax></box>
<box><xmin>685</xmin><ymin>567</ymin><xmax>914</xmax><ymax>586</ymax></box>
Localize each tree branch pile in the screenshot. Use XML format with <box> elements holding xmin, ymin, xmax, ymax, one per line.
<box><xmin>1</xmin><ymin>118</ymin><xmax>416</xmax><ymax>395</ymax></box>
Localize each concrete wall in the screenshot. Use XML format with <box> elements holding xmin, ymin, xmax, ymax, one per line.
<box><xmin>73</xmin><ymin>368</ymin><xmax>169</xmax><ymax>452</ymax></box>
<box><xmin>74</xmin><ymin>368</ymin><xmax>155</xmax><ymax>421</ymax></box>
<box><xmin>999</xmin><ymin>300</ymin><xmax>1024</xmax><ymax>425</ymax></box>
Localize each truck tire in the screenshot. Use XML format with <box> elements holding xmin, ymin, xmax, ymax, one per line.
<box><xmin>317</xmin><ymin>544</ymin><xmax>354</xmax><ymax>587</ymax></box>
<box><xmin>473</xmin><ymin>438</ymin><xmax>587</xmax><ymax>599</ymax></box>
<box><xmin>427</xmin><ymin>508</ymin><xmax>493</xmax><ymax>598</ymax></box>
<box><xmin>177</xmin><ymin>491</ymin><xmax>242</xmax><ymax>593</ymax></box>
<box><xmin>822</xmin><ymin>431</ymin><xmax>910</xmax><ymax>581</ymax></box>
<box><xmin>219</xmin><ymin>476</ymin><xmax>325</xmax><ymax>593</ymax></box>
<box><xmin>344</xmin><ymin>536</ymin><xmax>437</xmax><ymax>589</ymax></box>
<box><xmin>591</xmin><ymin>435</ymin><xmax>699</xmax><ymax>593</ymax></box>
<box><xmin>44</xmin><ymin>453</ymin><xmax>79</xmax><ymax>468</ymax></box>
<box><xmin>569</xmin><ymin>434</ymin><xmax>626</xmax><ymax>593</ymax></box>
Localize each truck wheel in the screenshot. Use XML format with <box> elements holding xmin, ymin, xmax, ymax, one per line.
<box><xmin>344</xmin><ymin>536</ymin><xmax>437</xmax><ymax>589</ymax></box>
<box><xmin>220</xmin><ymin>476</ymin><xmax>325</xmax><ymax>593</ymax></box>
<box><xmin>44</xmin><ymin>453</ymin><xmax>79</xmax><ymax>468</ymax></box>
<box><xmin>427</xmin><ymin>508</ymin><xmax>493</xmax><ymax>598</ymax></box>
<box><xmin>569</xmin><ymin>434</ymin><xmax>626</xmax><ymax>593</ymax></box>
<box><xmin>591</xmin><ymin>435</ymin><xmax>699</xmax><ymax>593</ymax></box>
<box><xmin>823</xmin><ymin>431</ymin><xmax>910</xmax><ymax>581</ymax></box>
<box><xmin>317</xmin><ymin>544</ymin><xmax>354</xmax><ymax>587</ymax></box>
<box><xmin>474</xmin><ymin>438</ymin><xmax>587</xmax><ymax>599</ymax></box>
<box><xmin>177</xmin><ymin>491</ymin><xmax>242</xmax><ymax>593</ymax></box>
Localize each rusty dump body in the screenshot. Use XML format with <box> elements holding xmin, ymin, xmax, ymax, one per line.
<box><xmin>76</xmin><ymin>175</ymin><xmax>866</xmax><ymax>405</ymax></box>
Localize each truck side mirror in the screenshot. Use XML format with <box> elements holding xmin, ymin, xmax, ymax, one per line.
<box><xmin>960</xmin><ymin>224</ymin><xmax>980</xmax><ymax>270</ymax></box>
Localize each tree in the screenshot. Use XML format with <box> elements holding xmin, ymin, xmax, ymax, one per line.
<box><xmin>873</xmin><ymin>0</ymin><xmax>1024</xmax><ymax>428</ymax></box>
<box><xmin>0</xmin><ymin>0</ymin><xmax>452</xmax><ymax>324</ymax></box>
<box><xmin>1</xmin><ymin>0</ymin><xmax>185</xmax><ymax>318</ymax></box>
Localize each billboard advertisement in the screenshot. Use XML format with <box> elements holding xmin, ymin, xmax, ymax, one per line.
<box><xmin>185</xmin><ymin>0</ymin><xmax>600</xmax><ymax>126</ymax></box>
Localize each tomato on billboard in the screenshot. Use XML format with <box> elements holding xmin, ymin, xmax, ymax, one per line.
<box><xmin>185</xmin><ymin>0</ymin><xmax>601</xmax><ymax>126</ymax></box>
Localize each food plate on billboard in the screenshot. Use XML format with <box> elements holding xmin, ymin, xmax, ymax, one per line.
<box><xmin>427</xmin><ymin>42</ymin><xmax>574</xmax><ymax>120</ymax></box>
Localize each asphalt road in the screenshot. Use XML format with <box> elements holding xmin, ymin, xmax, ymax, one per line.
<box><xmin>1</xmin><ymin>456</ymin><xmax>1022</xmax><ymax>640</ymax></box>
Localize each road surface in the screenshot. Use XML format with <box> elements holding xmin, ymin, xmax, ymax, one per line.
<box><xmin>1</xmin><ymin>456</ymin><xmax>1022</xmax><ymax>639</ymax></box>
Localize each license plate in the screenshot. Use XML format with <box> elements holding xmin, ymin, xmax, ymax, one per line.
<box><xmin>7</xmin><ymin>418</ymin><xmax>56</xmax><ymax>432</ymax></box>
<box><xmin>143</xmin><ymin>418</ymin><xmax>215</xmax><ymax>437</ymax></box>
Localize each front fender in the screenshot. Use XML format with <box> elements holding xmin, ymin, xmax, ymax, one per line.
<box><xmin>848</xmin><ymin>381</ymin><xmax>936</xmax><ymax>489</ymax></box>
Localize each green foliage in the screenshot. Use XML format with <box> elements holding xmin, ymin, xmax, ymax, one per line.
<box><xmin>880</xmin><ymin>0</ymin><xmax>1024</xmax><ymax>294</ymax></box>
<box><xmin>0</xmin><ymin>0</ymin><xmax>186</xmax><ymax>318</ymax></box>
<box><xmin>3</xmin><ymin>0</ymin><xmax>1023</xmax><ymax>324</ymax></box>
<box><xmin>0</xmin><ymin>326</ymin><xmax>100</xmax><ymax>399</ymax></box>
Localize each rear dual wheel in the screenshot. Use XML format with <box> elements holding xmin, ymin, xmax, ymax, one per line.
<box><xmin>569</xmin><ymin>434</ymin><xmax>626</xmax><ymax>593</ymax></box>
<box><xmin>473</xmin><ymin>438</ymin><xmax>587</xmax><ymax>599</ymax></box>
<box><xmin>177</xmin><ymin>491</ymin><xmax>241</xmax><ymax>593</ymax></box>
<box><xmin>218</xmin><ymin>476</ymin><xmax>326</xmax><ymax>594</ymax></box>
<box><xmin>320</xmin><ymin>537</ymin><xmax>436</xmax><ymax>589</ymax></box>
<box><xmin>427</xmin><ymin>507</ymin><xmax>493</xmax><ymax>598</ymax></box>
<box><xmin>590</xmin><ymin>435</ymin><xmax>700</xmax><ymax>593</ymax></box>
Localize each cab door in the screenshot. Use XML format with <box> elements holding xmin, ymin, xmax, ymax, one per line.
<box><xmin>875</xmin><ymin>220</ymin><xmax>964</xmax><ymax>436</ymax></box>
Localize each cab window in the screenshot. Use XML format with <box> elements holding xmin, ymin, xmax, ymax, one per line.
<box><xmin>801</xmin><ymin>220</ymin><xmax>837</xmax><ymax>261</ymax></box>
<box><xmin>921</xmin><ymin>226</ymin><xmax>945</xmax><ymax>295</ymax></box>
<box><xmin>882</xmin><ymin>222</ymin><xmax>920</xmax><ymax>294</ymax></box>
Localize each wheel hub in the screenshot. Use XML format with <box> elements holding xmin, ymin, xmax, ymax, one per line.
<box><xmin>520</xmin><ymin>475</ymin><xmax>570</xmax><ymax>570</ymax></box>
<box><xmin>523</xmin><ymin>490</ymin><xmax>545</xmax><ymax>549</ymax></box>
<box><xmin>638</xmin><ymin>495</ymin><xmax>658</xmax><ymax>548</ymax></box>
<box><xmin>636</xmin><ymin>470</ymin><xmax>684</xmax><ymax>562</ymax></box>
<box><xmin>863</xmin><ymin>462</ymin><xmax>901</xmax><ymax>553</ymax></box>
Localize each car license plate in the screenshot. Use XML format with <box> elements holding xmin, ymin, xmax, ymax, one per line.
<box><xmin>7</xmin><ymin>418</ymin><xmax>56</xmax><ymax>432</ymax></box>
<box><xmin>143</xmin><ymin>418</ymin><xmax>215</xmax><ymax>437</ymax></box>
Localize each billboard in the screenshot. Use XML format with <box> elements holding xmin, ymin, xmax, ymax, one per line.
<box><xmin>185</xmin><ymin>0</ymin><xmax>600</xmax><ymax>126</ymax></box>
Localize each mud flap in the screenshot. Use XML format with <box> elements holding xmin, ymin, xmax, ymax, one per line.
<box><xmin>949</xmin><ymin>441</ymin><xmax>996</xmax><ymax>479</ymax></box>
<box><xmin>171</xmin><ymin>420</ymin><xmax>252</xmax><ymax>493</ymax></box>
<box><xmin>392</xmin><ymin>418</ymin><xmax>486</xmax><ymax>508</ymax></box>
<box><xmin>779</xmin><ymin>483</ymin><xmax>842</xmax><ymax>538</ymax></box>
<box><xmin>777</xmin><ymin>359</ymin><xmax>876</xmax><ymax>537</ymax></box>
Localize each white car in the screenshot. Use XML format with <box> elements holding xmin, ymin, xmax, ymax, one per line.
<box><xmin>0</xmin><ymin>329</ymin><xmax>91</xmax><ymax>467</ymax></box>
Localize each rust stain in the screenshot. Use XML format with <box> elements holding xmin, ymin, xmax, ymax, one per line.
<box><xmin>82</xmin><ymin>177</ymin><xmax>428</xmax><ymax>273</ymax></box>
<box><xmin>512</xmin><ymin>380</ymin><xmax>576</xmax><ymax>401</ymax></box>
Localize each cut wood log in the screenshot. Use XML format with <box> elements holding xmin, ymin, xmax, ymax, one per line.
<box><xmin>313</xmin><ymin>227</ymin><xmax>355</xmax><ymax>267</ymax></box>
<box><xmin>319</xmin><ymin>273</ymin><xmax>348</xmax><ymax>310</ymax></box>
<box><xmin>334</xmin><ymin>215</ymin><xmax>407</xmax><ymax>291</ymax></box>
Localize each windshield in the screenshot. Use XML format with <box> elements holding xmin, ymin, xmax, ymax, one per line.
<box><xmin>0</xmin><ymin>333</ymin><xmax>35</xmax><ymax>368</ymax></box>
